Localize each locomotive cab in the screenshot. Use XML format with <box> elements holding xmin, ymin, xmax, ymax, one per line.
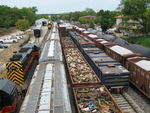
<box><xmin>0</xmin><ymin>79</ymin><xmax>18</xmax><ymax>113</ymax></box>
<box><xmin>34</xmin><ymin>25</ymin><xmax>42</xmax><ymax>38</ymax></box>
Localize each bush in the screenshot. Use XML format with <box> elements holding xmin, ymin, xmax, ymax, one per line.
<box><xmin>126</xmin><ymin>37</ymin><xmax>150</xmax><ymax>48</ymax></box>
<box><xmin>0</xmin><ymin>28</ymin><xmax>8</xmax><ymax>33</ymax></box>
<box><xmin>79</xmin><ymin>17</ymin><xmax>92</xmax><ymax>24</ymax></box>
<box><xmin>89</xmin><ymin>22</ymin><xmax>95</xmax><ymax>28</ymax></box>
<box><xmin>15</xmin><ymin>19</ymin><xmax>30</xmax><ymax>31</ymax></box>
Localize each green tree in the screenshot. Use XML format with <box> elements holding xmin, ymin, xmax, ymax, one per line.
<box><xmin>89</xmin><ymin>22</ymin><xmax>95</xmax><ymax>28</ymax></box>
<box><xmin>119</xmin><ymin>0</ymin><xmax>150</xmax><ymax>35</ymax></box>
<box><xmin>79</xmin><ymin>17</ymin><xmax>91</xmax><ymax>24</ymax></box>
<box><xmin>85</xmin><ymin>8</ymin><xmax>96</xmax><ymax>16</ymax></box>
<box><xmin>15</xmin><ymin>19</ymin><xmax>30</xmax><ymax>31</ymax></box>
<box><xmin>0</xmin><ymin>5</ymin><xmax>38</xmax><ymax>28</ymax></box>
<box><xmin>20</xmin><ymin>7</ymin><xmax>37</xmax><ymax>25</ymax></box>
<box><xmin>96</xmin><ymin>10</ymin><xmax>118</xmax><ymax>31</ymax></box>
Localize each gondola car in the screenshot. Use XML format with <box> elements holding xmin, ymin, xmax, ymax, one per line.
<box><xmin>58</xmin><ymin>25</ymin><xmax>123</xmax><ymax>113</ymax></box>
<box><xmin>6</xmin><ymin>43</ymin><xmax>40</xmax><ymax>92</ymax></box>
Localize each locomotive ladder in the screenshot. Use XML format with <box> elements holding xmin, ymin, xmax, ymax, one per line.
<box><xmin>112</xmin><ymin>92</ymin><xmax>145</xmax><ymax>113</ymax></box>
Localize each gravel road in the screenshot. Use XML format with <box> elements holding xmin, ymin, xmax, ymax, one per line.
<box><xmin>127</xmin><ymin>85</ymin><xmax>150</xmax><ymax>113</ymax></box>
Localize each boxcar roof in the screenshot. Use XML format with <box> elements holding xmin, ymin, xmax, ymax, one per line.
<box><xmin>78</xmin><ymin>28</ymin><xmax>85</xmax><ymax>31</ymax></box>
<box><xmin>135</xmin><ymin>60</ymin><xmax>150</xmax><ymax>71</ymax></box>
<box><xmin>100</xmin><ymin>40</ymin><xmax>108</xmax><ymax>44</ymax></box>
<box><xmin>110</xmin><ymin>45</ymin><xmax>133</xmax><ymax>55</ymax></box>
<box><xmin>83</xmin><ymin>31</ymin><xmax>90</xmax><ymax>34</ymax></box>
<box><xmin>88</xmin><ymin>34</ymin><xmax>98</xmax><ymax>38</ymax></box>
<box><xmin>99</xmin><ymin>34</ymin><xmax>150</xmax><ymax>58</ymax></box>
<box><xmin>96</xmin><ymin>39</ymin><xmax>104</xmax><ymax>41</ymax></box>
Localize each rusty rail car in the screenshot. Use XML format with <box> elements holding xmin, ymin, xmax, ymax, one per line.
<box><xmin>60</xmin><ymin>36</ymin><xmax>76</xmax><ymax>48</ymax></box>
<box><xmin>73</xmin><ymin>86</ymin><xmax>123</xmax><ymax>113</ymax></box>
<box><xmin>73</xmin><ymin>25</ymin><xmax>150</xmax><ymax>98</ymax></box>
<box><xmin>61</xmin><ymin>37</ymin><xmax>100</xmax><ymax>87</ymax></box>
<box><xmin>59</xmin><ymin>24</ymin><xmax>123</xmax><ymax>113</ymax></box>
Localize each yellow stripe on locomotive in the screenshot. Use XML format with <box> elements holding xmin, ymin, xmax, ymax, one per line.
<box><xmin>6</xmin><ymin>61</ymin><xmax>24</xmax><ymax>86</ymax></box>
<box><xmin>48</xmin><ymin>24</ymin><xmax>53</xmax><ymax>29</ymax></box>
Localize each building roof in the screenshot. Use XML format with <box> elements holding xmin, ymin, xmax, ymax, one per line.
<box><xmin>115</xmin><ymin>15</ymin><xmax>128</xmax><ymax>19</ymax></box>
<box><xmin>81</xmin><ymin>15</ymin><xmax>96</xmax><ymax>20</ymax></box>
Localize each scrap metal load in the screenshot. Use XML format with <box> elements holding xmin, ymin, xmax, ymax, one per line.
<box><xmin>74</xmin><ymin>87</ymin><xmax>122</xmax><ymax>113</ymax></box>
<box><xmin>73</xmin><ymin>25</ymin><xmax>150</xmax><ymax>98</ymax></box>
<box><xmin>63</xmin><ymin>45</ymin><xmax>100</xmax><ymax>87</ymax></box>
<box><xmin>61</xmin><ymin>36</ymin><xmax>76</xmax><ymax>48</ymax></box>
<box><xmin>58</xmin><ymin>23</ymin><xmax>123</xmax><ymax>113</ymax></box>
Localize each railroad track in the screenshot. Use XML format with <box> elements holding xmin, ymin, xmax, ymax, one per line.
<box><xmin>112</xmin><ymin>92</ymin><xmax>145</xmax><ymax>113</ymax></box>
<box><xmin>40</xmin><ymin>30</ymin><xmax>51</xmax><ymax>49</ymax></box>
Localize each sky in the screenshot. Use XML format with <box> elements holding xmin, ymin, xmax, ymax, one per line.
<box><xmin>0</xmin><ymin>0</ymin><xmax>121</xmax><ymax>14</ymax></box>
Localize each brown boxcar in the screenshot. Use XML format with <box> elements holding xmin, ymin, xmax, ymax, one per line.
<box><xmin>72</xmin><ymin>27</ymin><xmax>150</xmax><ymax>98</ymax></box>
<box><xmin>127</xmin><ymin>57</ymin><xmax>150</xmax><ymax>98</ymax></box>
<box><xmin>104</xmin><ymin>44</ymin><xmax>141</xmax><ymax>66</ymax></box>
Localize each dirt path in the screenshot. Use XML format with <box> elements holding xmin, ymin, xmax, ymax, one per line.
<box><xmin>0</xmin><ymin>27</ymin><xmax>23</xmax><ymax>39</ymax></box>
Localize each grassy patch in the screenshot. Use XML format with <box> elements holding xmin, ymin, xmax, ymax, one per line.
<box><xmin>125</xmin><ymin>37</ymin><xmax>150</xmax><ymax>48</ymax></box>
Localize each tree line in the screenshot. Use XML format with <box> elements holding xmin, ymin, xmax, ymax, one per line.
<box><xmin>51</xmin><ymin>8</ymin><xmax>119</xmax><ymax>31</ymax></box>
<box><xmin>0</xmin><ymin>5</ymin><xmax>47</xmax><ymax>31</ymax></box>
<box><xmin>52</xmin><ymin>0</ymin><xmax>150</xmax><ymax>35</ymax></box>
<box><xmin>0</xmin><ymin>6</ymin><xmax>38</xmax><ymax>27</ymax></box>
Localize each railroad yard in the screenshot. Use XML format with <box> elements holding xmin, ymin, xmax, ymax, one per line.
<box><xmin>0</xmin><ymin>21</ymin><xmax>150</xmax><ymax>113</ymax></box>
<box><xmin>1</xmin><ymin>0</ymin><xmax>150</xmax><ymax>112</ymax></box>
